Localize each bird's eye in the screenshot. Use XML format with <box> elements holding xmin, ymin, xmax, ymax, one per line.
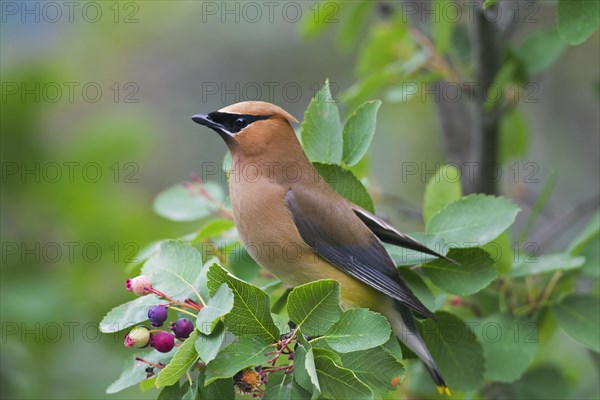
<box><xmin>234</xmin><ymin>117</ymin><xmax>248</xmax><ymax>129</ymax></box>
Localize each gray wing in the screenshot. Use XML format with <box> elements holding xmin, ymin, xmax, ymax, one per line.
<box><xmin>285</xmin><ymin>188</ymin><xmax>434</xmax><ymax>319</ymax></box>
<box><xmin>352</xmin><ymin>206</ymin><xmax>457</xmax><ymax>264</ymax></box>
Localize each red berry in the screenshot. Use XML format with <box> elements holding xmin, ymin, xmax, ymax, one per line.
<box><xmin>126</xmin><ymin>276</ymin><xmax>152</xmax><ymax>296</ymax></box>
<box><xmin>148</xmin><ymin>305</ymin><xmax>168</xmax><ymax>327</ymax></box>
<box><xmin>170</xmin><ymin>318</ymin><xmax>194</xmax><ymax>339</ymax></box>
<box><xmin>150</xmin><ymin>332</ymin><xmax>175</xmax><ymax>353</ymax></box>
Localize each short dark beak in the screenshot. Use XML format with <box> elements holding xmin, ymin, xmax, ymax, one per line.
<box><xmin>191</xmin><ymin>114</ymin><xmax>219</xmax><ymax>129</ymax></box>
<box><xmin>191</xmin><ymin>113</ymin><xmax>233</xmax><ymax>141</ymax></box>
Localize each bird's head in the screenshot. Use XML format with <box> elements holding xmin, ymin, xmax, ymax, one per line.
<box><xmin>191</xmin><ymin>101</ymin><xmax>299</xmax><ymax>158</ymax></box>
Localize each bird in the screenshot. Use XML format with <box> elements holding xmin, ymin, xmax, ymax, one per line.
<box><xmin>192</xmin><ymin>101</ymin><xmax>452</xmax><ymax>396</ymax></box>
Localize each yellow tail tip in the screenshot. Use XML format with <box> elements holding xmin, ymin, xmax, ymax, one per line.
<box><xmin>437</xmin><ymin>386</ymin><xmax>452</xmax><ymax>396</ymax></box>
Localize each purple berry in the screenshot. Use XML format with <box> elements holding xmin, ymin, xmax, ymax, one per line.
<box><xmin>148</xmin><ymin>305</ymin><xmax>168</xmax><ymax>327</ymax></box>
<box><xmin>170</xmin><ymin>318</ymin><xmax>194</xmax><ymax>339</ymax></box>
<box><xmin>150</xmin><ymin>332</ymin><xmax>175</xmax><ymax>353</ymax></box>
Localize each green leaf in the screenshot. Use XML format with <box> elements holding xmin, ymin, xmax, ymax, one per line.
<box><xmin>157</xmin><ymin>382</ymin><xmax>180</xmax><ymax>400</ymax></box>
<box><xmin>197</xmin><ymin>371</ymin><xmax>235</xmax><ymax>400</ymax></box>
<box><xmin>552</xmin><ymin>294</ymin><xmax>600</xmax><ymax>352</ymax></box>
<box><xmin>204</xmin><ymin>336</ymin><xmax>272</xmax><ymax>385</ymax></box>
<box><xmin>397</xmin><ymin>268</ymin><xmax>436</xmax><ymax>311</ymax></box>
<box><xmin>139</xmin><ymin>377</ymin><xmax>156</xmax><ymax>392</ymax></box>
<box><xmin>499</xmin><ymin>109</ymin><xmax>529</xmax><ymax>164</ymax></box>
<box><xmin>514</xmin><ymin>28</ymin><xmax>566</xmax><ymax>75</ymax></box>
<box><xmin>272</xmin><ymin>312</ymin><xmax>291</xmax><ymax>336</ymax></box>
<box><xmin>346</xmin><ymin>48</ymin><xmax>427</xmax><ymax>110</ymax></box>
<box><xmin>301</xmin><ymin>80</ymin><xmax>343</xmax><ymax>164</ymax></box>
<box><xmin>557</xmin><ymin>0</ymin><xmax>600</xmax><ymax>45</ymax></box>
<box><xmin>356</xmin><ymin>17</ymin><xmax>409</xmax><ymax>76</ymax></box>
<box><xmin>568</xmin><ymin>210</ymin><xmax>599</xmax><ymax>255</ymax></box>
<box><xmin>519</xmin><ymin>170</ymin><xmax>557</xmax><ymax>243</ymax></box>
<box><xmin>421</xmin><ymin>248</ymin><xmax>496</xmax><ymax>296</ymax></box>
<box><xmin>294</xmin><ymin>344</ymin><xmax>321</xmax><ymax>396</ymax></box>
<box><xmin>386</xmin><ymin>233</ymin><xmax>448</xmax><ymax>266</ymax></box>
<box><xmin>581</xmin><ymin>238</ymin><xmax>600</xmax><ymax>278</ymax></box>
<box><xmin>510</xmin><ymin>252</ymin><xmax>585</xmax><ymax>278</ymax></box>
<box><xmin>224</xmin><ymin>244</ymin><xmax>261</xmax><ymax>282</ymax></box>
<box><xmin>484</xmin><ymin>61</ymin><xmax>518</xmax><ymax>109</ymax></box>
<box><xmin>313</xmin><ymin>347</ymin><xmax>343</xmax><ymax>365</ymax></box>
<box><xmin>156</xmin><ymin>330</ymin><xmax>200</xmax><ymax>388</ymax></box>
<box><xmin>419</xmin><ymin>312</ymin><xmax>484</xmax><ymax>391</ymax></box>
<box><xmin>471</xmin><ymin>313</ymin><xmax>538</xmax><ymax>382</ymax></box>
<box><xmin>196</xmin><ymin>321</ymin><xmax>227</xmax><ymax>364</ymax></box>
<box><xmin>300</xmin><ymin>1</ymin><xmax>340</xmax><ymax>38</ymax></box>
<box><xmin>153</xmin><ymin>182</ymin><xmax>224</xmax><ymax>222</ymax></box>
<box><xmin>106</xmin><ymin>349</ymin><xmax>176</xmax><ymax>394</ymax></box>
<box><xmin>322</xmin><ymin>308</ymin><xmax>391</xmax><ymax>353</ymax></box>
<box><xmin>384</xmin><ymin>82</ymin><xmax>421</xmax><ymax>103</ymax></box>
<box><xmin>141</xmin><ymin>240</ymin><xmax>203</xmax><ymax>299</ymax></box>
<box><xmin>290</xmin><ymin>379</ymin><xmax>315</xmax><ymax>400</ymax></box>
<box><xmin>342</xmin><ymin>100</ymin><xmax>381</xmax><ymax>167</ymax></box>
<box><xmin>207</xmin><ymin>263</ymin><xmax>279</xmax><ymax>342</ymax></box>
<box><xmin>488</xmin><ymin>232</ymin><xmax>513</xmax><ymax>275</ymax></box>
<box><xmin>432</xmin><ymin>0</ymin><xmax>453</xmax><ymax>53</ymax></box>
<box><xmin>264</xmin><ymin>370</ymin><xmax>313</xmax><ymax>400</ymax></box>
<box><xmin>513</xmin><ymin>366</ymin><xmax>568</xmax><ymax>400</ymax></box>
<box><xmin>287</xmin><ymin>280</ymin><xmax>342</xmax><ymax>336</ymax></box>
<box><xmin>381</xmin><ymin>335</ymin><xmax>403</xmax><ymax>362</ymax></box>
<box><xmin>191</xmin><ymin>219</ymin><xmax>235</xmax><ymax>243</ymax></box>
<box><xmin>197</xmin><ymin>284</ymin><xmax>234</xmax><ymax>335</ymax></box>
<box><xmin>100</xmin><ymin>294</ymin><xmax>167</xmax><ymax>333</ymax></box>
<box><xmin>195</xmin><ymin>258</ymin><xmax>215</xmax><ymax>302</ymax></box>
<box><xmin>336</xmin><ymin>1</ymin><xmax>374</xmax><ymax>51</ymax></box>
<box><xmin>342</xmin><ymin>70</ymin><xmax>393</xmax><ymax>112</ymax></box>
<box><xmin>339</xmin><ymin>346</ymin><xmax>405</xmax><ymax>399</ymax></box>
<box><xmin>426</xmin><ymin>194</ymin><xmax>520</xmax><ymax>248</ymax></box>
<box><xmin>264</xmin><ymin>370</ymin><xmax>293</xmax><ymax>400</ymax></box>
<box><xmin>313</xmin><ymin>163</ymin><xmax>374</xmax><ymax>212</ymax></box>
<box><xmin>483</xmin><ymin>0</ymin><xmax>497</xmax><ymax>9</ymax></box>
<box><xmin>181</xmin><ymin>383</ymin><xmax>197</xmax><ymax>400</ymax></box>
<box><xmin>423</xmin><ymin>165</ymin><xmax>462</xmax><ymax>224</ymax></box>
<box><xmin>314</xmin><ymin>354</ymin><xmax>373</xmax><ymax>400</ymax></box>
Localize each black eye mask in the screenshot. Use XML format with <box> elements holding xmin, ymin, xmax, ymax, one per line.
<box><xmin>206</xmin><ymin>112</ymin><xmax>271</xmax><ymax>134</ymax></box>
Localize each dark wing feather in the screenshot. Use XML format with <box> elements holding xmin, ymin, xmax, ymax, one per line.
<box><xmin>352</xmin><ymin>207</ymin><xmax>458</xmax><ymax>264</ymax></box>
<box><xmin>285</xmin><ymin>188</ymin><xmax>434</xmax><ymax>319</ymax></box>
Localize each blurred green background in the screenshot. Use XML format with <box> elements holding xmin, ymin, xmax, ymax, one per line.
<box><xmin>1</xmin><ymin>1</ymin><xmax>598</xmax><ymax>399</ymax></box>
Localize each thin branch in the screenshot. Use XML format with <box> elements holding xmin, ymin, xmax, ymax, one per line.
<box><xmin>470</xmin><ymin>4</ymin><xmax>503</xmax><ymax>195</ymax></box>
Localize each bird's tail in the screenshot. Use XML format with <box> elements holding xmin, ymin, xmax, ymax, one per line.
<box><xmin>388</xmin><ymin>301</ymin><xmax>451</xmax><ymax>396</ymax></box>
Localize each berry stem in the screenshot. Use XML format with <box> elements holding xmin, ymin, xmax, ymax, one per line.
<box><xmin>150</xmin><ymin>288</ymin><xmax>202</xmax><ymax>311</ymax></box>
<box><xmin>135</xmin><ymin>357</ymin><xmax>164</xmax><ymax>369</ymax></box>
<box><xmin>267</xmin><ymin>329</ymin><xmax>297</xmax><ymax>366</ymax></box>
<box><xmin>169</xmin><ymin>306</ymin><xmax>199</xmax><ymax>318</ymax></box>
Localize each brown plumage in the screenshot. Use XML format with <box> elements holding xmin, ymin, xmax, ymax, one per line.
<box><xmin>192</xmin><ymin>101</ymin><xmax>450</xmax><ymax>394</ymax></box>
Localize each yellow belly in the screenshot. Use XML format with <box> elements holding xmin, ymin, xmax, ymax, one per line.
<box><xmin>261</xmin><ymin>253</ymin><xmax>385</xmax><ymax>312</ymax></box>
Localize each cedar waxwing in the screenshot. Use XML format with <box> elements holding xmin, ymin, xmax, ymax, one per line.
<box><xmin>192</xmin><ymin>101</ymin><xmax>451</xmax><ymax>395</ymax></box>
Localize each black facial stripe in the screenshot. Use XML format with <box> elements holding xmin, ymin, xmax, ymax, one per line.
<box><xmin>206</xmin><ymin>112</ymin><xmax>271</xmax><ymax>134</ymax></box>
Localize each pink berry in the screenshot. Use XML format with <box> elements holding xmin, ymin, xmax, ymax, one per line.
<box><xmin>150</xmin><ymin>332</ymin><xmax>175</xmax><ymax>353</ymax></box>
<box><xmin>126</xmin><ymin>276</ymin><xmax>152</xmax><ymax>296</ymax></box>
<box><xmin>124</xmin><ymin>326</ymin><xmax>150</xmax><ymax>348</ymax></box>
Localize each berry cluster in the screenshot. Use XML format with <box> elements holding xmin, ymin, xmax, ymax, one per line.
<box><xmin>120</xmin><ymin>275</ymin><xmax>300</xmax><ymax>397</ymax></box>
<box><xmin>123</xmin><ymin>276</ymin><xmax>199</xmax><ymax>354</ymax></box>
